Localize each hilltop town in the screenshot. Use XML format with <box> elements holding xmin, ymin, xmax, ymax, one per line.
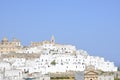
<box><xmin>0</xmin><ymin>36</ymin><xmax>119</xmax><ymax>80</ymax></box>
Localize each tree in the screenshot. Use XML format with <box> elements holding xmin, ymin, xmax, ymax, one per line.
<box><xmin>51</xmin><ymin>60</ymin><xmax>56</xmax><ymax>65</ymax></box>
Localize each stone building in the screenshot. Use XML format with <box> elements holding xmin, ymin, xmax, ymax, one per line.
<box><xmin>84</xmin><ymin>66</ymin><xmax>114</xmax><ymax>80</ymax></box>
<box><xmin>30</xmin><ymin>35</ymin><xmax>55</xmax><ymax>47</ymax></box>
<box><xmin>84</xmin><ymin>66</ymin><xmax>99</xmax><ymax>80</ymax></box>
<box><xmin>49</xmin><ymin>72</ymin><xmax>75</xmax><ymax>80</ymax></box>
<box><xmin>0</xmin><ymin>37</ymin><xmax>22</xmax><ymax>54</ymax></box>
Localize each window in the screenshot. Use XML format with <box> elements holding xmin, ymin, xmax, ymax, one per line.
<box><xmin>83</xmin><ymin>66</ymin><xmax>84</xmax><ymax>68</ymax></box>
<box><xmin>76</xmin><ymin>66</ymin><xmax>77</xmax><ymax>68</ymax></box>
<box><xmin>69</xmin><ymin>59</ymin><xmax>70</xmax><ymax>61</ymax></box>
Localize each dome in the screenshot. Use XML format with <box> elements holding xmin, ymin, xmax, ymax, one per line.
<box><xmin>2</xmin><ymin>37</ymin><xmax>8</xmax><ymax>42</ymax></box>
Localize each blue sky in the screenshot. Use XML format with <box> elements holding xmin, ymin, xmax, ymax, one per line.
<box><xmin>0</xmin><ymin>0</ymin><xmax>120</xmax><ymax>66</ymax></box>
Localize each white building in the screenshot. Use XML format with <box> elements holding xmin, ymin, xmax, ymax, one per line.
<box><xmin>5</xmin><ymin>51</ymin><xmax>117</xmax><ymax>74</ymax></box>
<box><xmin>0</xmin><ymin>62</ymin><xmax>11</xmax><ymax>71</ymax></box>
<box><xmin>98</xmin><ymin>73</ymin><xmax>114</xmax><ymax>80</ymax></box>
<box><xmin>5</xmin><ymin>69</ymin><xmax>23</xmax><ymax>80</ymax></box>
<box><xmin>0</xmin><ymin>36</ymin><xmax>117</xmax><ymax>74</ymax></box>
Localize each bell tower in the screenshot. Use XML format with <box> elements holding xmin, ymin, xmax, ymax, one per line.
<box><xmin>51</xmin><ymin>35</ymin><xmax>55</xmax><ymax>43</ymax></box>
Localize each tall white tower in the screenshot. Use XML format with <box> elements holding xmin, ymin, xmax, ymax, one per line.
<box><xmin>51</xmin><ymin>35</ymin><xmax>55</xmax><ymax>43</ymax></box>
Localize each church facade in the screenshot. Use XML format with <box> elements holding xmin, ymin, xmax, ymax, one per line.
<box><xmin>0</xmin><ymin>37</ymin><xmax>22</xmax><ymax>54</ymax></box>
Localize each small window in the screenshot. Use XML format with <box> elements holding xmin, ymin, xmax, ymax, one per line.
<box><xmin>69</xmin><ymin>59</ymin><xmax>70</xmax><ymax>61</ymax></box>
<box><xmin>76</xmin><ymin>66</ymin><xmax>77</xmax><ymax>68</ymax></box>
